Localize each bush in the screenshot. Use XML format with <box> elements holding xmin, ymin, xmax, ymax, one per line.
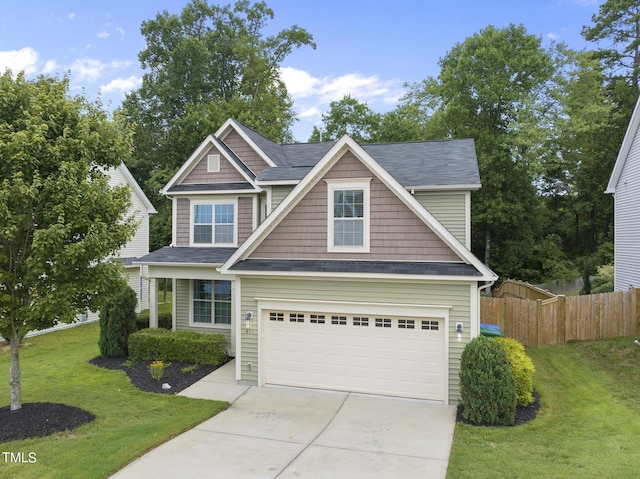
<box><xmin>459</xmin><ymin>335</ymin><xmax>517</xmax><ymax>426</ymax></box>
<box><xmin>495</xmin><ymin>337</ymin><xmax>535</xmax><ymax>406</ymax></box>
<box><xmin>128</xmin><ymin>328</ymin><xmax>228</xmax><ymax>366</ymax></box>
<box><xmin>135</xmin><ymin>310</ymin><xmax>172</xmax><ymax>330</ymax></box>
<box><xmin>99</xmin><ymin>285</ymin><xmax>138</xmax><ymax>358</ymax></box>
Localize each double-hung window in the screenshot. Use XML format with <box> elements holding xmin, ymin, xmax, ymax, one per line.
<box><xmin>192</xmin><ymin>279</ymin><xmax>232</xmax><ymax>326</ymax></box>
<box><xmin>327</xmin><ymin>179</ymin><xmax>370</xmax><ymax>252</ymax></box>
<box><xmin>192</xmin><ymin>200</ymin><xmax>236</xmax><ymax>246</ymax></box>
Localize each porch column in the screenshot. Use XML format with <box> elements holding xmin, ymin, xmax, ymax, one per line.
<box><xmin>149</xmin><ymin>277</ymin><xmax>158</xmax><ymax>328</ymax></box>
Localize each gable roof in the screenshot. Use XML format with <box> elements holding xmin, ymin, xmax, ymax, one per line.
<box><xmin>114</xmin><ymin>162</ymin><xmax>157</xmax><ymax>214</ymax></box>
<box><xmin>606</xmin><ymin>95</ymin><xmax>640</xmax><ymax>194</ymax></box>
<box><xmin>161</xmin><ymin>134</ymin><xmax>259</xmax><ymax>195</ymax></box>
<box><xmin>220</xmin><ymin>134</ymin><xmax>497</xmax><ymax>281</ymax></box>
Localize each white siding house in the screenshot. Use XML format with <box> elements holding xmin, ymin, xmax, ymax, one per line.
<box><xmin>606</xmin><ymin>98</ymin><xmax>640</xmax><ymax>291</ymax></box>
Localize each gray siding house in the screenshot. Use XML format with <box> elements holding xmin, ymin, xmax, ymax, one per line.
<box><xmin>606</xmin><ymin>98</ymin><xmax>640</xmax><ymax>291</ymax></box>
<box><xmin>137</xmin><ymin>120</ymin><xmax>497</xmax><ymax>404</ymax></box>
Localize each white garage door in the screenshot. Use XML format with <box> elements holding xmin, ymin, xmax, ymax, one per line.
<box><xmin>264</xmin><ymin>309</ymin><xmax>445</xmax><ymax>401</ymax></box>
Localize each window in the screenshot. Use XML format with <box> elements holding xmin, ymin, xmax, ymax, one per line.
<box><xmin>289</xmin><ymin>313</ymin><xmax>304</xmax><ymax>323</ymax></box>
<box><xmin>327</xmin><ymin>180</ymin><xmax>370</xmax><ymax>252</ymax></box>
<box><xmin>398</xmin><ymin>319</ymin><xmax>415</xmax><ymax>329</ymax></box>
<box><xmin>331</xmin><ymin>315</ymin><xmax>347</xmax><ymax>325</ymax></box>
<box><xmin>270</xmin><ymin>312</ymin><xmax>284</xmax><ymax>322</ymax></box>
<box><xmin>207</xmin><ymin>154</ymin><xmax>220</xmax><ymax>172</ymax></box>
<box><xmin>192</xmin><ymin>280</ymin><xmax>231</xmax><ymax>326</ymax></box>
<box><xmin>421</xmin><ymin>320</ymin><xmax>439</xmax><ymax>331</ymax></box>
<box><xmin>375</xmin><ymin>318</ymin><xmax>392</xmax><ymax>328</ymax></box>
<box><xmin>353</xmin><ymin>316</ymin><xmax>369</xmax><ymax>326</ymax></box>
<box><xmin>192</xmin><ymin>201</ymin><xmax>236</xmax><ymax>246</ymax></box>
<box><xmin>310</xmin><ymin>314</ymin><xmax>326</xmax><ymax>324</ymax></box>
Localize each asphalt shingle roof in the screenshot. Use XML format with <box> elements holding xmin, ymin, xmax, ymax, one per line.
<box><xmin>167</xmin><ymin>182</ymin><xmax>255</xmax><ymax>193</ymax></box>
<box><xmin>229</xmin><ymin>259</ymin><xmax>482</xmax><ymax>276</ymax></box>
<box><xmin>230</xmin><ymin>119</ymin><xmax>480</xmax><ymax>188</ymax></box>
<box><xmin>135</xmin><ymin>247</ymin><xmax>237</xmax><ymax>265</ymax></box>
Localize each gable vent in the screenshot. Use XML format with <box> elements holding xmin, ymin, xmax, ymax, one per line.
<box><xmin>207</xmin><ymin>154</ymin><xmax>220</xmax><ymax>173</ymax></box>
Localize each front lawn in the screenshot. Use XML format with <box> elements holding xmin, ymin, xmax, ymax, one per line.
<box><xmin>0</xmin><ymin>322</ymin><xmax>227</xmax><ymax>479</ymax></box>
<box><xmin>447</xmin><ymin>337</ymin><xmax>640</xmax><ymax>478</ymax></box>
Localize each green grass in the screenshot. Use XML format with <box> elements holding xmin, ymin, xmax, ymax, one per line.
<box><xmin>0</xmin><ymin>323</ymin><xmax>227</xmax><ymax>479</ymax></box>
<box><xmin>447</xmin><ymin>337</ymin><xmax>640</xmax><ymax>478</ymax></box>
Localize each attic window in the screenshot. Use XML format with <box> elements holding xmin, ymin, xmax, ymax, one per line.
<box><xmin>207</xmin><ymin>154</ymin><xmax>220</xmax><ymax>173</ymax></box>
<box><xmin>327</xmin><ymin>179</ymin><xmax>371</xmax><ymax>253</ymax></box>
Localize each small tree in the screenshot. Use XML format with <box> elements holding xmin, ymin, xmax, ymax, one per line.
<box><xmin>0</xmin><ymin>71</ymin><xmax>136</xmax><ymax>410</ymax></box>
<box><xmin>495</xmin><ymin>337</ymin><xmax>535</xmax><ymax>407</ymax></box>
<box><xmin>99</xmin><ymin>285</ymin><xmax>138</xmax><ymax>358</ymax></box>
<box><xmin>459</xmin><ymin>336</ymin><xmax>517</xmax><ymax>426</ymax></box>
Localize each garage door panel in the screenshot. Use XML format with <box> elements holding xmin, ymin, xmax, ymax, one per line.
<box><xmin>264</xmin><ymin>310</ymin><xmax>445</xmax><ymax>401</ymax></box>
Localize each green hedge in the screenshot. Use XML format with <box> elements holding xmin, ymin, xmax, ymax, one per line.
<box><xmin>495</xmin><ymin>337</ymin><xmax>535</xmax><ymax>406</ymax></box>
<box><xmin>128</xmin><ymin>328</ymin><xmax>228</xmax><ymax>365</ymax></box>
<box><xmin>135</xmin><ymin>310</ymin><xmax>172</xmax><ymax>330</ymax></box>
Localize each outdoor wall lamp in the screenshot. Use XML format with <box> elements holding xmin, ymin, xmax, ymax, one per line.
<box><xmin>245</xmin><ymin>311</ymin><xmax>253</xmax><ymax>331</ymax></box>
<box><xmin>456</xmin><ymin>323</ymin><xmax>464</xmax><ymax>342</ymax></box>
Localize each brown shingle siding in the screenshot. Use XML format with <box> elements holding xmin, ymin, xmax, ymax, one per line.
<box><xmin>175</xmin><ymin>198</ymin><xmax>190</xmax><ymax>246</ymax></box>
<box><xmin>223</xmin><ymin>130</ymin><xmax>268</xmax><ymax>175</ymax></box>
<box><xmin>180</xmin><ymin>145</ymin><xmax>246</xmax><ymax>185</ymax></box>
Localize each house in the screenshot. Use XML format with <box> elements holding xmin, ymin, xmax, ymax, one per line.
<box><xmin>80</xmin><ymin>162</ymin><xmax>156</xmax><ymax>323</ymax></box>
<box><xmin>606</xmin><ymin>97</ymin><xmax>640</xmax><ymax>291</ymax></box>
<box><xmin>136</xmin><ymin>120</ymin><xmax>497</xmax><ymax>404</ymax></box>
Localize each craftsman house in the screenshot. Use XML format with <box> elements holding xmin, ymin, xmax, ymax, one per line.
<box><xmin>136</xmin><ymin>119</ymin><xmax>497</xmax><ymax>404</ymax></box>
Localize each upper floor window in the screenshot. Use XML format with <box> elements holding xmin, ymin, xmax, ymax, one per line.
<box><xmin>327</xmin><ymin>179</ymin><xmax>370</xmax><ymax>252</ymax></box>
<box><xmin>192</xmin><ymin>200</ymin><xmax>236</xmax><ymax>246</ymax></box>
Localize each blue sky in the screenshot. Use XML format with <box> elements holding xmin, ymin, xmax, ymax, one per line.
<box><xmin>0</xmin><ymin>0</ymin><xmax>603</xmax><ymax>141</ymax></box>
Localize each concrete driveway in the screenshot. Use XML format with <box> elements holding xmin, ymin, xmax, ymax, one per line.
<box><xmin>111</xmin><ymin>362</ymin><xmax>457</xmax><ymax>479</ymax></box>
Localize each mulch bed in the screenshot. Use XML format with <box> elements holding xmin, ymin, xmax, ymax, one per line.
<box><xmin>0</xmin><ymin>357</ymin><xmax>224</xmax><ymax>444</ymax></box>
<box><xmin>456</xmin><ymin>389</ymin><xmax>541</xmax><ymax>426</ymax></box>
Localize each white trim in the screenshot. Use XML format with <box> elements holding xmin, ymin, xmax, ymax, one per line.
<box><xmin>231</xmin><ymin>269</ymin><xmax>483</xmax><ymax>282</ymax></box>
<box><xmin>469</xmin><ymin>283</ymin><xmax>479</xmax><ymax>339</ymax></box>
<box><xmin>215</xmin><ymin>119</ymin><xmax>278</xmax><ymax>168</ymax></box>
<box><xmin>189</xmin><ymin>198</ymin><xmax>238</xmax><ymax>247</ymax></box>
<box><xmin>255</xmin><ymin>179</ymin><xmax>300</xmax><ymax>186</ymax></box>
<box><xmin>265</xmin><ymin>187</ymin><xmax>273</xmax><ymax>215</ymax></box>
<box><xmin>169</xmin><ymin>188</ymin><xmax>261</xmax><ymax>196</ymax></box>
<box><xmin>326</xmin><ymin>178</ymin><xmax>371</xmax><ymax>253</ymax></box>
<box><xmin>171</xmin><ymin>196</ymin><xmax>177</xmax><ymax>246</ymax></box>
<box><xmin>405</xmin><ymin>184</ymin><xmax>481</xmax><ymax>192</ymax></box>
<box><xmin>221</xmin><ymin>134</ymin><xmax>497</xmax><ymax>281</ymax></box>
<box><xmin>234</xmin><ymin>278</ymin><xmax>242</xmax><ymax>379</ymax></box>
<box><xmin>252</xmin><ymin>195</ymin><xmax>259</xmax><ymax>231</ymax></box>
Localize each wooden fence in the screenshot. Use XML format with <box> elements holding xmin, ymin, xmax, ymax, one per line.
<box><xmin>492</xmin><ymin>279</ymin><xmax>556</xmax><ymax>300</ymax></box>
<box><xmin>481</xmin><ymin>289</ymin><xmax>640</xmax><ymax>347</ymax></box>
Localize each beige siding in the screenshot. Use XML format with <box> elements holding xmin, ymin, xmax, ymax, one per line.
<box><xmin>174</xmin><ymin>278</ymin><xmax>232</xmax><ymax>345</ymax></box>
<box><xmin>270</xmin><ymin>185</ymin><xmax>295</xmax><ymax>211</ymax></box>
<box><xmin>238</xmin><ymin>196</ymin><xmax>253</xmax><ymax>245</ymax></box>
<box><xmin>175</xmin><ymin>198</ymin><xmax>191</xmax><ymax>246</ymax></box>
<box><xmin>239</xmin><ymin>276</ymin><xmax>472</xmax><ymax>401</ymax></box>
<box><xmin>180</xmin><ymin>145</ymin><xmax>246</xmax><ymax>185</ymax></box>
<box><xmin>414</xmin><ymin>192</ymin><xmax>467</xmax><ymax>245</ymax></box>
<box><xmin>222</xmin><ymin>129</ymin><xmax>269</xmax><ymax>175</ymax></box>
<box><xmin>250</xmin><ymin>151</ymin><xmax>460</xmax><ymax>262</ymax></box>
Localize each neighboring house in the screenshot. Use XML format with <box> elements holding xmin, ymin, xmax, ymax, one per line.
<box><xmin>136</xmin><ymin>119</ymin><xmax>497</xmax><ymax>404</ymax></box>
<box><xmin>606</xmin><ymin>97</ymin><xmax>640</xmax><ymax>291</ymax></box>
<box><xmin>78</xmin><ymin>162</ymin><xmax>156</xmax><ymax>323</ymax></box>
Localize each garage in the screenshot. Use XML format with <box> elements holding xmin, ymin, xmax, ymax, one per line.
<box><xmin>261</xmin><ymin>301</ymin><xmax>448</xmax><ymax>401</ymax></box>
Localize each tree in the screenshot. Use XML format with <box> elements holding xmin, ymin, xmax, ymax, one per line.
<box><xmin>122</xmin><ymin>0</ymin><xmax>315</xmax><ymax>249</ymax></box>
<box><xmin>99</xmin><ymin>285</ymin><xmax>138</xmax><ymax>358</ymax></box>
<box><xmin>308</xmin><ymin>95</ymin><xmax>381</xmax><ymax>143</ymax></box>
<box><xmin>0</xmin><ymin>72</ymin><xmax>136</xmax><ymax>410</ymax></box>
<box><xmin>402</xmin><ymin>25</ymin><xmax>555</xmax><ymax>278</ymax></box>
<box><xmin>582</xmin><ymin>0</ymin><xmax>640</xmax><ymax>98</ymax></box>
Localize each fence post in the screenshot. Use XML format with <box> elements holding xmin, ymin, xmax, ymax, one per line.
<box><xmin>557</xmin><ymin>295</ymin><xmax>566</xmax><ymax>345</ymax></box>
<box><xmin>636</xmin><ymin>289</ymin><xmax>640</xmax><ymax>337</ymax></box>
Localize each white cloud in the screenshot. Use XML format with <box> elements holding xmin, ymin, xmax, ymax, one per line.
<box><xmin>97</xmin><ymin>30</ymin><xmax>110</xmax><ymax>39</ymax></box>
<box><xmin>280</xmin><ymin>66</ymin><xmax>405</xmax><ymax>137</ymax></box>
<box><xmin>41</xmin><ymin>59</ymin><xmax>59</xmax><ymax>74</ymax></box>
<box><xmin>100</xmin><ymin>75</ymin><xmax>142</xmax><ymax>94</ymax></box>
<box><xmin>70</xmin><ymin>58</ymin><xmax>132</xmax><ymax>83</ymax></box>
<box><xmin>116</xmin><ymin>27</ymin><xmax>125</xmax><ymax>41</ymax></box>
<box><xmin>0</xmin><ymin>47</ymin><xmax>39</xmax><ymax>75</ymax></box>
<box><xmin>547</xmin><ymin>32</ymin><xmax>560</xmax><ymax>42</ymax></box>
<box><xmin>68</xmin><ymin>13</ymin><xmax>75</xmax><ymax>20</ymax></box>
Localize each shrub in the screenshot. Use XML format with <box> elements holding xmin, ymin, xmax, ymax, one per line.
<box><xmin>495</xmin><ymin>337</ymin><xmax>535</xmax><ymax>406</ymax></box>
<box><xmin>98</xmin><ymin>285</ymin><xmax>138</xmax><ymax>358</ymax></box>
<box><xmin>149</xmin><ymin>360</ymin><xmax>166</xmax><ymax>381</ymax></box>
<box><xmin>128</xmin><ymin>328</ymin><xmax>228</xmax><ymax>366</ymax></box>
<box><xmin>459</xmin><ymin>335</ymin><xmax>517</xmax><ymax>426</ymax></box>
<box><xmin>135</xmin><ymin>310</ymin><xmax>172</xmax><ymax>330</ymax></box>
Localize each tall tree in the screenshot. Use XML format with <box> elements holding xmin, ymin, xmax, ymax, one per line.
<box><xmin>122</xmin><ymin>0</ymin><xmax>315</xmax><ymax>249</ymax></box>
<box><xmin>582</xmin><ymin>0</ymin><xmax>640</xmax><ymax>98</ymax></box>
<box><xmin>308</xmin><ymin>95</ymin><xmax>381</xmax><ymax>143</ymax></box>
<box><xmin>0</xmin><ymin>72</ymin><xmax>136</xmax><ymax>410</ymax></box>
<box><xmin>401</xmin><ymin>25</ymin><xmax>554</xmax><ymax>278</ymax></box>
